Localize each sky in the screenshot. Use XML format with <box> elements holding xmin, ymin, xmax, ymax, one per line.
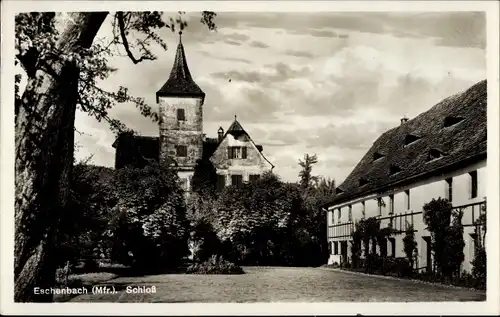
<box><xmin>72</xmin><ymin>11</ymin><xmax>486</xmax><ymax>184</ymax></box>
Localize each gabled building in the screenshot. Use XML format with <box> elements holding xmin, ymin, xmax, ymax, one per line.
<box><xmin>112</xmin><ymin>32</ymin><xmax>274</xmax><ymax>192</ymax></box>
<box><xmin>324</xmin><ymin>80</ymin><xmax>487</xmax><ymax>273</ymax></box>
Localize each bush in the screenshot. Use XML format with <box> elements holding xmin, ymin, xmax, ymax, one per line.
<box><xmin>471</xmin><ymin>246</ymin><xmax>486</xmax><ymax>290</ymax></box>
<box><xmin>186</xmin><ymin>255</ymin><xmax>244</xmax><ymax>275</ymax></box>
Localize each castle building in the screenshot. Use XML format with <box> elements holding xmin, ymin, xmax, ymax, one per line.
<box><xmin>323</xmin><ymin>80</ymin><xmax>487</xmax><ymax>273</ymax></box>
<box><xmin>112</xmin><ymin>33</ymin><xmax>274</xmax><ymax>192</ymax></box>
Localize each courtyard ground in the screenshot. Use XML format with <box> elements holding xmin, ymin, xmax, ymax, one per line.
<box><xmin>64</xmin><ymin>266</ymin><xmax>485</xmax><ymax>302</ymax></box>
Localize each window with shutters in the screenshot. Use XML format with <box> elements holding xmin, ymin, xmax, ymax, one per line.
<box><xmin>177</xmin><ymin>108</ymin><xmax>185</xmax><ymax>121</ymax></box>
<box><xmin>176</xmin><ymin>145</ymin><xmax>187</xmax><ymax>157</ymax></box>
<box><xmin>228</xmin><ymin>146</ymin><xmax>247</xmax><ymax>159</ymax></box>
<box><xmin>231</xmin><ymin>174</ymin><xmax>243</xmax><ymax>188</ymax></box>
<box><xmin>249</xmin><ymin>174</ymin><xmax>260</xmax><ymax>184</ymax></box>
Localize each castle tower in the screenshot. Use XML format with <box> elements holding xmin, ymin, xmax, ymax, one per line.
<box><xmin>156</xmin><ymin>32</ymin><xmax>205</xmax><ymax>190</ymax></box>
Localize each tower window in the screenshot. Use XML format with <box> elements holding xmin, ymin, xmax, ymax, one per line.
<box><xmin>177</xmin><ymin>108</ymin><xmax>186</xmax><ymax>121</ymax></box>
<box><xmin>231</xmin><ymin>174</ymin><xmax>243</xmax><ymax>188</ymax></box>
<box><xmin>470</xmin><ymin>171</ymin><xmax>478</xmax><ymax>199</ymax></box>
<box><xmin>176</xmin><ymin>145</ymin><xmax>187</xmax><ymax>157</ymax></box>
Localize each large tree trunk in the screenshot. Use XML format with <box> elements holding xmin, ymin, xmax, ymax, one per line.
<box><xmin>14</xmin><ymin>12</ymin><xmax>108</xmax><ymax>302</ymax></box>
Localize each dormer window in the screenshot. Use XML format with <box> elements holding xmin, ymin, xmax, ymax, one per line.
<box><xmin>427</xmin><ymin>148</ymin><xmax>445</xmax><ymax>161</ymax></box>
<box><xmin>404</xmin><ymin>134</ymin><xmax>421</xmax><ymax>146</ymax></box>
<box><xmin>359</xmin><ymin>178</ymin><xmax>369</xmax><ymax>187</ymax></box>
<box><xmin>389</xmin><ymin>165</ymin><xmax>402</xmax><ymax>175</ymax></box>
<box><xmin>373</xmin><ymin>152</ymin><xmax>385</xmax><ymax>162</ymax></box>
<box><xmin>443</xmin><ymin>116</ymin><xmax>464</xmax><ymax>128</ymax></box>
<box><xmin>336</xmin><ymin>187</ymin><xmax>344</xmax><ymax>195</ymax></box>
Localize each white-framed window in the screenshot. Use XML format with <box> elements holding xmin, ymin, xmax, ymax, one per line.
<box><xmin>348</xmin><ymin>205</ymin><xmax>352</xmax><ymax>222</ymax></box>
<box><xmin>337</xmin><ymin>208</ymin><xmax>341</xmax><ymax>223</ymax></box>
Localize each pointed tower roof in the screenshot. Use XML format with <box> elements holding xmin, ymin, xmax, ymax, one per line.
<box><xmin>156</xmin><ymin>31</ymin><xmax>205</xmax><ymax>102</ymax></box>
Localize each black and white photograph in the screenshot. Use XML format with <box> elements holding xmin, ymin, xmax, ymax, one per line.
<box><xmin>1</xmin><ymin>0</ymin><xmax>499</xmax><ymax>315</ymax></box>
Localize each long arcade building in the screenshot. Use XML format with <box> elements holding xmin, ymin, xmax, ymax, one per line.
<box><xmin>324</xmin><ymin>80</ymin><xmax>487</xmax><ymax>273</ymax></box>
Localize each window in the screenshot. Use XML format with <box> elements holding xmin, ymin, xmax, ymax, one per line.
<box><xmin>216</xmin><ymin>174</ymin><xmax>226</xmax><ymax>190</ymax></box>
<box><xmin>404</xmin><ymin>189</ymin><xmax>410</xmax><ymax>210</ymax></box>
<box><xmin>428</xmin><ymin>148</ymin><xmax>444</xmax><ymax>161</ymax></box>
<box><xmin>177</xmin><ymin>108</ymin><xmax>185</xmax><ymax>121</ymax></box>
<box><xmin>249</xmin><ymin>174</ymin><xmax>260</xmax><ymax>184</ymax></box>
<box><xmin>377</xmin><ymin>197</ymin><xmax>383</xmax><ymax>216</ymax></box>
<box><xmin>470</xmin><ymin>171</ymin><xmax>478</xmax><ymax>199</ymax></box>
<box><xmin>445</xmin><ymin>178</ymin><xmax>453</xmax><ymax>203</ymax></box>
<box><xmin>348</xmin><ymin>205</ymin><xmax>352</xmax><ymax>222</ymax></box>
<box><xmin>444</xmin><ymin>116</ymin><xmax>464</xmax><ymax>128</ymax></box>
<box><xmin>389</xmin><ymin>165</ymin><xmax>402</xmax><ymax>175</ymax></box>
<box><xmin>404</xmin><ymin>134</ymin><xmax>421</xmax><ymax>146</ymax></box>
<box><xmin>231</xmin><ymin>174</ymin><xmax>243</xmax><ymax>188</ymax></box>
<box><xmin>373</xmin><ymin>152</ymin><xmax>385</xmax><ymax>162</ymax></box>
<box><xmin>176</xmin><ymin>145</ymin><xmax>187</xmax><ymax>157</ymax></box>
<box><xmin>333</xmin><ymin>241</ymin><xmax>339</xmax><ymax>255</ymax></box>
<box><xmin>228</xmin><ymin>146</ymin><xmax>247</xmax><ymax>159</ymax></box>
<box><xmin>388</xmin><ymin>238</ymin><xmax>396</xmax><ymax>257</ymax></box>
<box><xmin>389</xmin><ymin>194</ymin><xmax>394</xmax><ymax>215</ymax></box>
<box><xmin>337</xmin><ymin>208</ymin><xmax>341</xmax><ymax>222</ymax></box>
<box><xmin>361</xmin><ymin>201</ymin><xmax>366</xmax><ymax>218</ymax></box>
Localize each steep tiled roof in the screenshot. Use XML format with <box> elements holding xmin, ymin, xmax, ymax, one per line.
<box><xmin>327</xmin><ymin>80</ymin><xmax>487</xmax><ymax>206</ymax></box>
<box><xmin>156</xmin><ymin>35</ymin><xmax>205</xmax><ymax>102</ymax></box>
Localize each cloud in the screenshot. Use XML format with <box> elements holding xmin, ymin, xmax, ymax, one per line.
<box><xmin>249</xmin><ymin>40</ymin><xmax>269</xmax><ymax>48</ymax></box>
<box><xmin>72</xmin><ymin>12</ymin><xmax>486</xmax><ymax>184</ymax></box>
<box><xmin>284</xmin><ymin>49</ymin><xmax>314</xmax><ymax>58</ymax></box>
<box><xmin>210</xmin><ymin>62</ymin><xmax>312</xmax><ymax>84</ymax></box>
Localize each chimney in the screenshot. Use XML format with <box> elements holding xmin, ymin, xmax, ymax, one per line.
<box><xmin>400</xmin><ymin>115</ymin><xmax>409</xmax><ymax>125</ymax></box>
<box><xmin>217</xmin><ymin>127</ymin><xmax>224</xmax><ymax>142</ymax></box>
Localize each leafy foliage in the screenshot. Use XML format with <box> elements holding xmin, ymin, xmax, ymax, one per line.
<box><xmin>186</xmin><ymin>255</ymin><xmax>244</xmax><ymax>275</ymax></box>
<box><xmin>422</xmin><ymin>198</ymin><xmax>465</xmax><ymax>280</ymax></box>
<box><xmin>105</xmin><ymin>163</ymin><xmax>189</xmax><ymax>270</ymax></box>
<box><xmin>16</xmin><ymin>11</ymin><xmax>217</xmax><ymax>135</ymax></box>
<box><xmin>402</xmin><ymin>225</ymin><xmax>418</xmax><ymax>267</ymax></box>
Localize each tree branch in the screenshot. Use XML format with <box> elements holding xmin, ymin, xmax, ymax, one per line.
<box><xmin>116</xmin><ymin>12</ymin><xmax>154</xmax><ymax>64</ymax></box>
